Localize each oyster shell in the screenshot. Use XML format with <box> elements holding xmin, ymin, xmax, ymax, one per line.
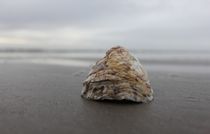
<box><xmin>81</xmin><ymin>46</ymin><xmax>154</xmax><ymax>103</ymax></box>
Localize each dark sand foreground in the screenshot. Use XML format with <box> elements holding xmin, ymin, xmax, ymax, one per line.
<box><xmin>0</xmin><ymin>63</ymin><xmax>210</xmax><ymax>134</ymax></box>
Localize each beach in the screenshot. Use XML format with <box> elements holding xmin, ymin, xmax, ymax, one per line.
<box><xmin>0</xmin><ymin>57</ymin><xmax>210</xmax><ymax>134</ymax></box>
<box><xmin>1</xmin><ymin>0</ymin><xmax>210</xmax><ymax>133</ymax></box>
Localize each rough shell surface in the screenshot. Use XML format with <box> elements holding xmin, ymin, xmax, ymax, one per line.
<box><xmin>81</xmin><ymin>46</ymin><xmax>154</xmax><ymax>103</ymax></box>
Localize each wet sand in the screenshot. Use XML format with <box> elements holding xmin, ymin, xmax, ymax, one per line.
<box><xmin>0</xmin><ymin>63</ymin><xmax>210</xmax><ymax>134</ymax></box>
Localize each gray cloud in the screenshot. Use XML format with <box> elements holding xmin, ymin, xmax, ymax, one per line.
<box><xmin>0</xmin><ymin>0</ymin><xmax>136</xmax><ymax>28</ymax></box>
<box><xmin>0</xmin><ymin>0</ymin><xmax>209</xmax><ymax>49</ymax></box>
<box><xmin>0</xmin><ymin>0</ymin><xmax>176</xmax><ymax>29</ymax></box>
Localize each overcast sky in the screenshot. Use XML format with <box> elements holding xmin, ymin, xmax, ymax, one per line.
<box><xmin>0</xmin><ymin>0</ymin><xmax>209</xmax><ymax>50</ymax></box>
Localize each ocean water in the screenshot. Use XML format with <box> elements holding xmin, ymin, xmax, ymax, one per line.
<box><xmin>0</xmin><ymin>49</ymin><xmax>210</xmax><ymax>74</ymax></box>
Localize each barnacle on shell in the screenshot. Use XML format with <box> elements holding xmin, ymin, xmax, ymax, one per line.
<box><xmin>81</xmin><ymin>46</ymin><xmax>154</xmax><ymax>103</ymax></box>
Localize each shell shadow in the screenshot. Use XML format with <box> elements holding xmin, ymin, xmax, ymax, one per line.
<box><xmin>84</xmin><ymin>99</ymin><xmax>142</xmax><ymax>105</ymax></box>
